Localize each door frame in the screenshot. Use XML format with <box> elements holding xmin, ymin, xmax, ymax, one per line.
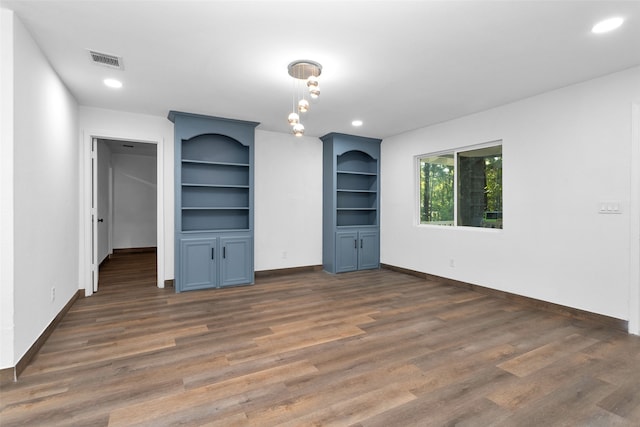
<box><xmin>81</xmin><ymin>129</ymin><xmax>165</xmax><ymax>296</ymax></box>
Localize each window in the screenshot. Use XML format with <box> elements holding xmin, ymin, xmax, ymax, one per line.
<box><xmin>419</xmin><ymin>143</ymin><xmax>502</xmax><ymax>229</ymax></box>
<box><xmin>419</xmin><ymin>154</ymin><xmax>454</xmax><ymax>225</ymax></box>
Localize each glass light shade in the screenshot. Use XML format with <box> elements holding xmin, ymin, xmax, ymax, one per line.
<box><xmin>307</xmin><ymin>75</ymin><xmax>319</xmax><ymax>87</ymax></box>
<box><xmin>309</xmin><ymin>86</ymin><xmax>320</xmax><ymax>99</ymax></box>
<box><xmin>287</xmin><ymin>112</ymin><xmax>299</xmax><ymax>125</ymax></box>
<box><xmin>298</xmin><ymin>99</ymin><xmax>309</xmax><ymax>113</ymax></box>
<box><xmin>293</xmin><ymin>123</ymin><xmax>305</xmax><ymax>137</ymax></box>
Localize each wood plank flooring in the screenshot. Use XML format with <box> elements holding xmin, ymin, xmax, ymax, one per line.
<box><xmin>2</xmin><ymin>252</ymin><xmax>640</xmax><ymax>426</ymax></box>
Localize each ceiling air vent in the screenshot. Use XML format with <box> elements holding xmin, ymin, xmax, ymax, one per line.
<box><xmin>88</xmin><ymin>50</ymin><xmax>123</xmax><ymax>70</ymax></box>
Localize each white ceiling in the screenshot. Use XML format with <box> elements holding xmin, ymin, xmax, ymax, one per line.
<box><xmin>3</xmin><ymin>0</ymin><xmax>640</xmax><ymax>139</ymax></box>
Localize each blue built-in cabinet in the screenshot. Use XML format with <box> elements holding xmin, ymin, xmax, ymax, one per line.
<box><xmin>169</xmin><ymin>111</ymin><xmax>259</xmax><ymax>292</ymax></box>
<box><xmin>321</xmin><ymin>133</ymin><xmax>382</xmax><ymax>273</ymax></box>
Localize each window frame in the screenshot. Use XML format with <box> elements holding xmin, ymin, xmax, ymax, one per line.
<box><xmin>416</xmin><ymin>140</ymin><xmax>503</xmax><ymax>230</ymax></box>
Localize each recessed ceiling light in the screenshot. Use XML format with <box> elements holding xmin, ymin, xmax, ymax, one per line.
<box><xmin>352</xmin><ymin>120</ymin><xmax>363</xmax><ymax>127</ymax></box>
<box><xmin>591</xmin><ymin>17</ymin><xmax>624</xmax><ymax>34</ymax></box>
<box><xmin>103</xmin><ymin>78</ymin><xmax>123</xmax><ymax>89</ymax></box>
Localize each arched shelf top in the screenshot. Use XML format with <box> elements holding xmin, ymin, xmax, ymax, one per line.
<box><xmin>169</xmin><ymin>110</ymin><xmax>259</xmax><ymax>146</ymax></box>
<box><xmin>338</xmin><ymin>149</ymin><xmax>374</xmax><ymax>161</ymax></box>
<box><xmin>337</xmin><ymin>150</ymin><xmax>377</xmax><ymax>174</ymax></box>
<box><xmin>185</xmin><ymin>133</ymin><xmax>244</xmax><ymax>146</ymax></box>
<box><xmin>320</xmin><ymin>132</ymin><xmax>381</xmax><ymax>159</ymax></box>
<box><xmin>182</xmin><ymin>133</ymin><xmax>249</xmax><ymax>165</ymax></box>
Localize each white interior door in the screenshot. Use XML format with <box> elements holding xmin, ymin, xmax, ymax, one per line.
<box><xmin>91</xmin><ymin>137</ymin><xmax>99</xmax><ymax>292</ymax></box>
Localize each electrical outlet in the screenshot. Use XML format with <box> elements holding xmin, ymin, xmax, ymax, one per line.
<box><xmin>449</xmin><ymin>259</ymin><xmax>455</xmax><ymax>268</ymax></box>
<box><xmin>51</xmin><ymin>287</ymin><xmax>56</xmax><ymax>302</ymax></box>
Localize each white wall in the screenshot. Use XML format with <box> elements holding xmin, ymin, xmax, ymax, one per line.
<box><xmin>0</xmin><ymin>8</ymin><xmax>16</xmax><ymax>370</ymax></box>
<box><xmin>631</xmin><ymin>103</ymin><xmax>640</xmax><ymax>334</ymax></box>
<box><xmin>3</xmin><ymin>11</ymin><xmax>79</xmax><ymax>367</ymax></box>
<box><xmin>79</xmin><ymin>109</ymin><xmax>326</xmax><ymax>284</ymax></box>
<box><xmin>381</xmin><ymin>66</ymin><xmax>640</xmax><ymax>322</ymax></box>
<box><xmin>112</xmin><ymin>152</ymin><xmax>157</xmax><ymax>249</ymax></box>
<box><xmin>254</xmin><ymin>130</ymin><xmax>323</xmax><ymax>270</ymax></box>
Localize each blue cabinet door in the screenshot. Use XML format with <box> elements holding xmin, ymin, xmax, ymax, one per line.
<box><xmin>220</xmin><ymin>236</ymin><xmax>252</xmax><ymax>286</ymax></box>
<box><xmin>336</xmin><ymin>232</ymin><xmax>358</xmax><ymax>273</ymax></box>
<box><xmin>358</xmin><ymin>231</ymin><xmax>379</xmax><ymax>270</ymax></box>
<box><xmin>180</xmin><ymin>237</ymin><xmax>217</xmax><ymax>291</ymax></box>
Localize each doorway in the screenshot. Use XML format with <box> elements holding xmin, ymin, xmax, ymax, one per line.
<box><xmin>95</xmin><ymin>139</ymin><xmax>158</xmax><ymax>289</ymax></box>
<box><xmin>82</xmin><ymin>131</ymin><xmax>164</xmax><ymax>296</ymax></box>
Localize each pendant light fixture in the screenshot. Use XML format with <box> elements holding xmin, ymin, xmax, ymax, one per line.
<box><xmin>287</xmin><ymin>60</ymin><xmax>322</xmax><ymax>137</ymax></box>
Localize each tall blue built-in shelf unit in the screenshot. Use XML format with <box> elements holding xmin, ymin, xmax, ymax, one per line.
<box><xmin>322</xmin><ymin>133</ymin><xmax>382</xmax><ymax>273</ymax></box>
<box><xmin>169</xmin><ymin>111</ymin><xmax>259</xmax><ymax>292</ymax></box>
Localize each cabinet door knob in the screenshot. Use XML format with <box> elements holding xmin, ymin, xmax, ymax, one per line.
<box><xmin>354</xmin><ymin>239</ymin><xmax>357</xmax><ymax>249</ymax></box>
<box><xmin>360</xmin><ymin>239</ymin><xmax>363</xmax><ymax>248</ymax></box>
<box><xmin>97</xmin><ymin>218</ymin><xmax>104</xmax><ymax>223</ymax></box>
<box><xmin>223</xmin><ymin>247</ymin><xmax>226</xmax><ymax>258</ymax></box>
<box><xmin>211</xmin><ymin>248</ymin><xmax>215</xmax><ymax>260</ymax></box>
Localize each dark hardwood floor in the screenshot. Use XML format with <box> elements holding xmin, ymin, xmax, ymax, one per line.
<box><xmin>1</xmin><ymin>253</ymin><xmax>639</xmax><ymax>426</ymax></box>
